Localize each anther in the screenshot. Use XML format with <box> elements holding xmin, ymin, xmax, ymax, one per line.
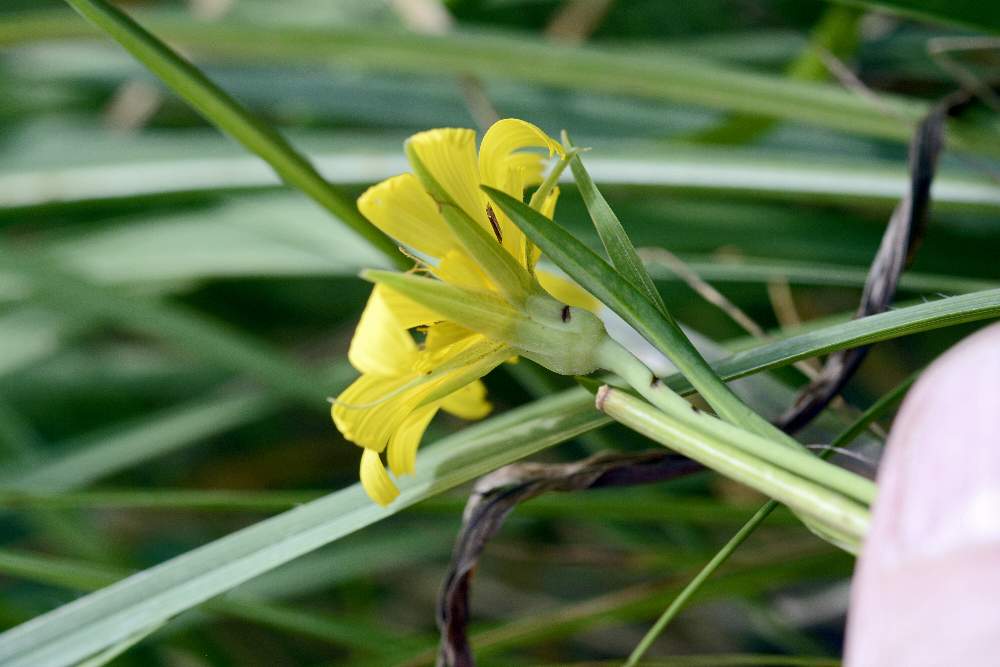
<box><xmin>561</xmin><ymin>305</ymin><xmax>571</xmax><ymax>322</ymax></box>
<box><xmin>486</xmin><ymin>204</ymin><xmax>503</xmax><ymax>244</ymax></box>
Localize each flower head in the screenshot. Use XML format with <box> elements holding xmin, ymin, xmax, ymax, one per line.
<box><xmin>333</xmin><ymin>119</ymin><xmax>602</xmax><ymax>505</ymax></box>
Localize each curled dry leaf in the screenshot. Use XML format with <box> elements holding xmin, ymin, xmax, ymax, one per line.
<box><xmin>436</xmin><ymin>450</ymin><xmax>701</xmax><ymax>667</ymax></box>
<box><xmin>776</xmin><ymin>91</ymin><xmax>975</xmax><ymax>432</ymax></box>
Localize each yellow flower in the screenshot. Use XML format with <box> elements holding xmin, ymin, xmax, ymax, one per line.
<box><xmin>334</xmin><ymin>287</ymin><xmax>506</xmax><ymax>505</ymax></box>
<box><xmin>333</xmin><ymin>118</ymin><xmax>600</xmax><ymax>505</ymax></box>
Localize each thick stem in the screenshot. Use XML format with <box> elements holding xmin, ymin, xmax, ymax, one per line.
<box><xmin>596</xmin><ymin>339</ymin><xmax>876</xmax><ymax>506</ymax></box>
<box><xmin>595</xmin><ymin>384</ymin><xmax>869</xmax><ymax>546</ymax></box>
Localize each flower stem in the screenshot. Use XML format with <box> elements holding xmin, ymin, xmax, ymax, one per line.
<box><xmin>623</xmin><ymin>370</ymin><xmax>916</xmax><ymax>666</ymax></box>
<box><xmin>528</xmin><ymin>147</ymin><xmax>577</xmax><ymax>211</ymax></box>
<box><xmin>525</xmin><ymin>147</ymin><xmax>578</xmax><ymax>271</ymax></box>
<box><xmin>595</xmin><ymin>383</ymin><xmax>870</xmax><ymax>546</ymax></box>
<box><xmin>596</xmin><ymin>339</ymin><xmax>876</xmax><ymax>506</ymax></box>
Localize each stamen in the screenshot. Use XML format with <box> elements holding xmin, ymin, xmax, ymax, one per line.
<box><xmin>485</xmin><ymin>204</ymin><xmax>503</xmax><ymax>244</ymax></box>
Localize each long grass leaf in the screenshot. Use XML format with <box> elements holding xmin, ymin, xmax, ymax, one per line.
<box><xmin>0</xmin><ymin>547</ymin><xmax>426</xmax><ymax>653</ymax></box>
<box><xmin>0</xmin><ymin>391</ymin><xmax>278</xmax><ymax>492</ymax></box>
<box><xmin>4</xmin><ymin>151</ymin><xmax>1000</xmax><ymax>213</ymax></box>
<box><xmin>58</xmin><ymin>0</ymin><xmax>403</xmax><ymax>266</ymax></box>
<box><xmin>0</xmin><ymin>389</ymin><xmax>603</xmax><ymax>667</ymax></box>
<box><xmin>5</xmin><ymin>12</ymin><xmax>993</xmax><ymax>151</ymax></box>
<box><xmin>0</xmin><ymin>244</ymin><xmax>331</xmax><ymax>404</ymax></box>
<box><xmin>564</xmin><ymin>137</ymin><xmax>665</xmax><ymax>312</ymax></box>
<box><xmin>830</xmin><ymin>0</ymin><xmax>1000</xmax><ymax>32</ymax></box>
<box><xmin>1</xmin><ymin>291</ymin><xmax>996</xmax><ymax>665</ymax></box>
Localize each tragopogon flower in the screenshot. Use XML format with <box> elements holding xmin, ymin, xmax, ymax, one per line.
<box><xmin>333</xmin><ymin>119</ymin><xmax>603</xmax><ymax>505</ymax></box>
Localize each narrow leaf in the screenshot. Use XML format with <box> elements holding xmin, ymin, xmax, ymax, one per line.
<box><xmin>564</xmin><ymin>134</ymin><xmax>665</xmax><ymax>313</ymax></box>
<box><xmin>1</xmin><ymin>291</ymin><xmax>997</xmax><ymax>665</ymax></box>
<box><xmin>0</xmin><ymin>391</ymin><xmax>279</xmax><ymax>493</ymax></box>
<box><xmin>831</xmin><ymin>0</ymin><xmax>1000</xmax><ymax>32</ymax></box>
<box><xmin>362</xmin><ymin>270</ymin><xmax>525</xmax><ymax>337</ymax></box>
<box><xmin>485</xmin><ymin>185</ymin><xmax>793</xmax><ymax>446</ymax></box>
<box><xmin>0</xmin><ymin>243</ymin><xmax>329</xmax><ymax>404</ymax></box>
<box><xmin>0</xmin><ymin>389</ymin><xmax>605</xmax><ymax>667</ymax></box>
<box><xmin>60</xmin><ymin>0</ymin><xmax>404</xmax><ymax>266</ymax></box>
<box><xmin>14</xmin><ymin>11</ymin><xmax>1000</xmax><ymax>153</ymax></box>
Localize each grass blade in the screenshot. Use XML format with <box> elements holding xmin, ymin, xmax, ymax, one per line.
<box><xmin>59</xmin><ymin>0</ymin><xmax>404</xmax><ymax>266</ymax></box>
<box><xmin>1</xmin><ymin>291</ymin><xmax>996</xmax><ymax>665</ymax></box>
<box><xmin>644</xmin><ymin>255</ymin><xmax>999</xmax><ymax>295</ymax></box>
<box><xmin>73</xmin><ymin>625</ymin><xmax>163</xmax><ymax>667</ymax></box>
<box><xmin>1</xmin><ymin>244</ymin><xmax>331</xmax><ymax>404</ymax></box>
<box><xmin>0</xmin><ymin>547</ymin><xmax>424</xmax><ymax>654</ymax></box>
<box><xmin>0</xmin><ymin>389</ymin><xmax>604</xmax><ymax>667</ymax></box>
<box><xmin>564</xmin><ymin>134</ymin><xmax>665</xmax><ymax>313</ymax></box>
<box><xmin>9</xmin><ymin>12</ymin><xmax>1000</xmax><ymax>152</ymax></box>
<box><xmin>830</xmin><ymin>0</ymin><xmax>1000</xmax><ymax>32</ymax></box>
<box><xmin>5</xmin><ymin>151</ymin><xmax>1000</xmax><ymax>214</ymax></box>
<box><xmin>0</xmin><ymin>308</ymin><xmax>92</xmax><ymax>378</ymax></box>
<box><xmin>0</xmin><ymin>391</ymin><xmax>278</xmax><ymax>492</ymax></box>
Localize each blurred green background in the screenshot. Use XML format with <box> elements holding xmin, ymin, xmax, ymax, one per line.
<box><xmin>1</xmin><ymin>1</ymin><xmax>998</xmax><ymax>665</ymax></box>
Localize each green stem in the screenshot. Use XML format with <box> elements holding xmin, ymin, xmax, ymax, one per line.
<box><xmin>595</xmin><ymin>384</ymin><xmax>869</xmax><ymax>546</ymax></box>
<box><xmin>623</xmin><ymin>372</ymin><xmax>918</xmax><ymax>666</ymax></box>
<box><xmin>62</xmin><ymin>0</ymin><xmax>405</xmax><ymax>268</ymax></box>
<box><xmin>623</xmin><ymin>502</ymin><xmax>778</xmax><ymax>667</ymax></box>
<box><xmin>597</xmin><ymin>340</ymin><xmax>876</xmax><ymax>506</ymax></box>
<box><xmin>528</xmin><ymin>148</ymin><xmax>576</xmax><ymax>211</ymax></box>
<box><xmin>523</xmin><ymin>146</ymin><xmax>577</xmax><ymax>272</ymax></box>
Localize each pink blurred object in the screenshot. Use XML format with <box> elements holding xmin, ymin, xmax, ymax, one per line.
<box><xmin>845</xmin><ymin>321</ymin><xmax>1000</xmax><ymax>666</ymax></box>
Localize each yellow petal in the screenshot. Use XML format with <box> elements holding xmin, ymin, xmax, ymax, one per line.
<box><xmin>332</xmin><ymin>373</ymin><xmax>418</xmax><ymax>451</ymax></box>
<box><xmin>433</xmin><ymin>248</ymin><xmax>492</xmax><ymax>292</ymax></box>
<box><xmin>524</xmin><ymin>185</ymin><xmax>560</xmax><ymax>267</ymax></box>
<box><xmin>414</xmin><ymin>331</ymin><xmax>500</xmax><ymax>376</ymax></box>
<box><xmin>479</xmin><ymin>120</ymin><xmax>562</xmax><ymax>265</ymax></box>
<box><xmin>440</xmin><ymin>379</ymin><xmax>492</xmax><ymax>420</ymax></box>
<box><xmin>357</xmin><ymin>173</ymin><xmax>456</xmax><ymax>260</ymax></box>
<box><xmin>415</xmin><ymin>339</ymin><xmax>509</xmax><ymax>408</ymax></box>
<box><xmin>536</xmin><ymin>268</ymin><xmax>600</xmax><ymax>312</ymax></box>
<box><xmin>478</xmin><ymin>119</ymin><xmax>561</xmax><ymax>192</ymax></box>
<box><xmin>506</xmin><ymin>152</ymin><xmax>547</xmax><ymax>187</ymax></box>
<box><xmin>360</xmin><ymin>449</ymin><xmax>400</xmax><ymax>506</ymax></box>
<box><xmin>406</xmin><ymin>128</ymin><xmax>485</xmax><ymax>232</ymax></box>
<box><xmin>348</xmin><ymin>287</ymin><xmax>418</xmax><ymax>376</ymax></box>
<box><xmin>376</xmin><ymin>283</ymin><xmax>441</xmax><ymax>330</ymax></box>
<box><xmin>538</xmin><ymin>185</ymin><xmax>559</xmax><ymax>218</ymax></box>
<box><xmin>424</xmin><ymin>321</ymin><xmax>476</xmax><ymax>352</ymax></box>
<box><xmin>386</xmin><ymin>404</ymin><xmax>437</xmax><ymax>476</ymax></box>
<box><xmin>335</xmin><ymin>337</ymin><xmax>505</xmax><ymax>452</ymax></box>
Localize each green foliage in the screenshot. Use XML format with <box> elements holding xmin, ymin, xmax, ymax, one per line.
<box><xmin>1</xmin><ymin>0</ymin><xmax>998</xmax><ymax>665</ymax></box>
